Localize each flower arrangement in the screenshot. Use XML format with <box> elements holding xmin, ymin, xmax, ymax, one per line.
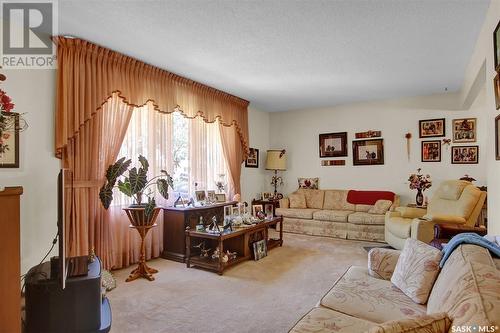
<box><xmin>408</xmin><ymin>168</ymin><xmax>432</xmax><ymax>191</ymax></box>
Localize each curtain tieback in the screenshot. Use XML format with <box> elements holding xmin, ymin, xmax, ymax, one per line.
<box><xmin>72</xmin><ymin>180</ymin><xmax>105</xmax><ymax>188</ymax></box>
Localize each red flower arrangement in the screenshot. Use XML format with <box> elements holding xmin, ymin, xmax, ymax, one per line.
<box><xmin>0</xmin><ymin>89</ymin><xmax>14</xmax><ymax>112</ymax></box>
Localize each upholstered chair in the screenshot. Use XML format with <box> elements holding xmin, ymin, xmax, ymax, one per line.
<box><xmin>385</xmin><ymin>180</ymin><xmax>486</xmax><ymax>249</ymax></box>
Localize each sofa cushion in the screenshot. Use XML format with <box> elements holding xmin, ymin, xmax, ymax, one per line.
<box><xmin>368</xmin><ymin>200</ymin><xmax>393</xmax><ymax>215</ymax></box>
<box><xmin>385</xmin><ymin>217</ymin><xmax>412</xmax><ymax>238</ymax></box>
<box><xmin>368</xmin><ymin>248</ymin><xmax>401</xmax><ymax>280</ymax></box>
<box><xmin>323</xmin><ymin>190</ymin><xmax>355</xmax><ymax>211</ymax></box>
<box><xmin>281</xmin><ymin>217</ymin><xmax>348</xmax><ymax>239</ymax></box>
<box><xmin>320</xmin><ymin>266</ymin><xmax>426</xmax><ymax>324</ymax></box>
<box><xmin>391</xmin><ymin>239</ymin><xmax>442</xmax><ymax>304</ymax></box>
<box><xmin>355</xmin><ymin>204</ymin><xmax>373</xmax><ymax>212</ymax></box>
<box><xmin>290</xmin><ymin>307</ymin><xmax>376</xmax><ymax>333</ymax></box>
<box><xmin>366</xmin><ymin>313</ymin><xmax>451</xmax><ymax>333</ymax></box>
<box><xmin>313</xmin><ymin>210</ymin><xmax>353</xmax><ymax>222</ymax></box>
<box><xmin>347</xmin><ymin>190</ymin><xmax>395</xmax><ymax>205</ymax></box>
<box><xmin>348</xmin><ymin>212</ymin><xmax>385</xmax><ymax>225</ymax></box>
<box><xmin>427</xmin><ymin>245</ymin><xmax>500</xmax><ymax>328</ymax></box>
<box><xmin>289</xmin><ymin>192</ymin><xmax>307</xmax><ymax>209</ymax></box>
<box><xmin>297</xmin><ymin>189</ymin><xmax>325</xmax><ymax>209</ymax></box>
<box><xmin>275</xmin><ymin>208</ymin><xmax>319</xmax><ymax>219</ymax></box>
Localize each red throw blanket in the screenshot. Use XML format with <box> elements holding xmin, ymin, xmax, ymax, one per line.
<box><xmin>347</xmin><ymin>190</ymin><xmax>395</xmax><ymax>205</ymax></box>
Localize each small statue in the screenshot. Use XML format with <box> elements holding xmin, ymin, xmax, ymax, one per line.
<box><xmin>193</xmin><ymin>241</ymin><xmax>211</xmax><ymax>258</ymax></box>
<box><xmin>207</xmin><ymin>216</ymin><xmax>221</xmax><ymax>233</ymax></box>
<box><xmin>88</xmin><ymin>247</ymin><xmax>96</xmax><ymax>263</ymax></box>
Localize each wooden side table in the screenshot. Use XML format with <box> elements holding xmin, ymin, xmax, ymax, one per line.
<box><xmin>126</xmin><ymin>223</ymin><xmax>159</xmax><ymax>282</ymax></box>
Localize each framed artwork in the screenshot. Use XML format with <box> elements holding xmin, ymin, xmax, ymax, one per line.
<box><xmin>261</xmin><ymin>192</ymin><xmax>272</xmax><ymax>200</ymax></box>
<box><xmin>252</xmin><ymin>239</ymin><xmax>267</xmax><ymax>261</ymax></box>
<box><xmin>224</xmin><ymin>205</ymin><xmax>232</xmax><ymax>217</ymax></box>
<box><xmin>252</xmin><ymin>204</ymin><xmax>263</xmax><ymax>217</ymax></box>
<box><xmin>215</xmin><ymin>193</ymin><xmax>226</xmax><ymax>203</ymax></box>
<box><xmin>452</xmin><ymin>118</ymin><xmax>477</xmax><ymax>143</ymax></box>
<box><xmin>0</xmin><ymin>113</ymin><xmax>19</xmax><ymax>168</ymax></box>
<box><xmin>245</xmin><ymin>147</ymin><xmax>259</xmax><ymax>168</ymax></box>
<box><xmin>355</xmin><ymin>130</ymin><xmax>381</xmax><ymax>139</ymax></box>
<box><xmin>319</xmin><ymin>132</ymin><xmax>347</xmax><ymax>158</ymax></box>
<box><xmin>495</xmin><ymin>115</ymin><xmax>500</xmax><ymax>160</ymax></box>
<box><xmin>231</xmin><ymin>206</ymin><xmax>240</xmax><ymax>216</ymax></box>
<box><xmin>494</xmin><ymin>19</ymin><xmax>500</xmax><ymax>71</ymax></box>
<box><xmin>451</xmin><ymin>146</ymin><xmax>479</xmax><ymax>164</ymax></box>
<box><xmin>421</xmin><ymin>140</ymin><xmax>441</xmax><ymax>162</ymax></box>
<box><xmin>495</xmin><ymin>74</ymin><xmax>500</xmax><ymax>110</ymax></box>
<box><xmin>352</xmin><ymin>139</ymin><xmax>384</xmax><ymax>166</ymax></box>
<box><xmin>207</xmin><ymin>190</ymin><xmax>216</xmax><ymax>202</ymax></box>
<box><xmin>194</xmin><ymin>190</ymin><xmax>206</xmax><ymax>202</ymax></box>
<box><xmin>264</xmin><ymin>203</ymin><xmax>274</xmax><ymax>218</ymax></box>
<box><xmin>419</xmin><ymin>118</ymin><xmax>445</xmax><ymax>138</ymax></box>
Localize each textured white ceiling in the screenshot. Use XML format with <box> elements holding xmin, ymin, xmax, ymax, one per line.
<box><xmin>58</xmin><ymin>0</ymin><xmax>490</xmax><ymax>111</ymax></box>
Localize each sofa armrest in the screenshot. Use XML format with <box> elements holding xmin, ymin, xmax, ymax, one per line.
<box><xmin>434</xmin><ymin>223</ymin><xmax>487</xmax><ymax>239</ymax></box>
<box><xmin>279</xmin><ymin>198</ymin><xmax>289</xmax><ymax>209</ymax></box>
<box><xmin>410</xmin><ymin>218</ymin><xmax>435</xmax><ymax>244</ymax></box>
<box><xmin>367</xmin><ymin>248</ymin><xmax>401</xmax><ymax>280</ymax></box>
<box><xmin>395</xmin><ymin>206</ymin><xmax>427</xmax><ymax>219</ymax></box>
<box><xmin>422</xmin><ymin>214</ymin><xmax>466</xmax><ymax>224</ymax></box>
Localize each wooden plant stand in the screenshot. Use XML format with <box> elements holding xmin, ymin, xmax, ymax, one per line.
<box><xmin>126</xmin><ymin>223</ymin><xmax>158</xmax><ymax>282</ymax></box>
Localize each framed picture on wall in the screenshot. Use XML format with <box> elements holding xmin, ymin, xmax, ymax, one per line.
<box><xmin>494</xmin><ymin>74</ymin><xmax>500</xmax><ymax>110</ymax></box>
<box><xmin>495</xmin><ymin>115</ymin><xmax>500</xmax><ymax>160</ymax></box>
<box><xmin>245</xmin><ymin>147</ymin><xmax>259</xmax><ymax>168</ymax></box>
<box><xmin>452</xmin><ymin>118</ymin><xmax>477</xmax><ymax>143</ymax></box>
<box><xmin>419</xmin><ymin>118</ymin><xmax>445</xmax><ymax>138</ymax></box>
<box><xmin>0</xmin><ymin>113</ymin><xmax>19</xmax><ymax>168</ymax></box>
<box><xmin>494</xmin><ymin>19</ymin><xmax>500</xmax><ymax>71</ymax></box>
<box><xmin>421</xmin><ymin>140</ymin><xmax>441</xmax><ymax>162</ymax></box>
<box><xmin>319</xmin><ymin>132</ymin><xmax>348</xmax><ymax>158</ymax></box>
<box><xmin>451</xmin><ymin>146</ymin><xmax>479</xmax><ymax>164</ymax></box>
<box><xmin>352</xmin><ymin>139</ymin><xmax>384</xmax><ymax>166</ymax></box>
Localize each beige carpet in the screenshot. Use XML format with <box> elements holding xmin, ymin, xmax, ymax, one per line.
<box><xmin>107</xmin><ymin>232</ymin><xmax>377</xmax><ymax>333</ymax></box>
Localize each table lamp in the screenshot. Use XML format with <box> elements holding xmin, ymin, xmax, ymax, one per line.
<box><xmin>265</xmin><ymin>149</ymin><xmax>287</xmax><ymax>199</ymax></box>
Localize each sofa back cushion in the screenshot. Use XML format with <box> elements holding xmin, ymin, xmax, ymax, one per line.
<box><xmin>427</xmin><ymin>245</ymin><xmax>500</xmax><ymax>327</ymax></box>
<box><xmin>323</xmin><ymin>190</ymin><xmax>355</xmax><ymax>211</ymax></box>
<box><xmin>289</xmin><ymin>192</ymin><xmax>307</xmax><ymax>209</ymax></box>
<box><xmin>368</xmin><ymin>200</ymin><xmax>394</xmax><ymax>215</ymax></box>
<box><xmin>427</xmin><ymin>181</ymin><xmax>482</xmax><ymax>221</ymax></box>
<box><xmin>347</xmin><ymin>190</ymin><xmax>395</xmax><ymax>205</ymax></box>
<box><xmin>297</xmin><ymin>189</ymin><xmax>324</xmax><ymax>209</ymax></box>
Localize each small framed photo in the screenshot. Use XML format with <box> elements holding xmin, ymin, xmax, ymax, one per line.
<box><xmin>496</xmin><ymin>115</ymin><xmax>500</xmax><ymax>160</ymax></box>
<box><xmin>195</xmin><ymin>190</ymin><xmax>206</xmax><ymax>202</ymax></box>
<box><xmin>494</xmin><ymin>19</ymin><xmax>500</xmax><ymax>71</ymax></box>
<box><xmin>224</xmin><ymin>205</ymin><xmax>232</xmax><ymax>217</ymax></box>
<box><xmin>207</xmin><ymin>190</ymin><xmax>216</xmax><ymax>202</ymax></box>
<box><xmin>494</xmin><ymin>74</ymin><xmax>500</xmax><ymax>110</ymax></box>
<box><xmin>0</xmin><ymin>113</ymin><xmax>19</xmax><ymax>168</ymax></box>
<box><xmin>452</xmin><ymin>118</ymin><xmax>477</xmax><ymax>143</ymax></box>
<box><xmin>419</xmin><ymin>118</ymin><xmax>445</xmax><ymax>138</ymax></box>
<box><xmin>245</xmin><ymin>147</ymin><xmax>259</xmax><ymax>168</ymax></box>
<box><xmin>319</xmin><ymin>132</ymin><xmax>348</xmax><ymax>158</ymax></box>
<box><xmin>352</xmin><ymin>139</ymin><xmax>384</xmax><ymax>166</ymax></box>
<box><xmin>264</xmin><ymin>203</ymin><xmax>274</xmax><ymax>218</ymax></box>
<box><xmin>215</xmin><ymin>193</ymin><xmax>226</xmax><ymax>203</ymax></box>
<box><xmin>252</xmin><ymin>204</ymin><xmax>263</xmax><ymax>217</ymax></box>
<box><xmin>261</xmin><ymin>192</ymin><xmax>273</xmax><ymax>200</ymax></box>
<box><xmin>231</xmin><ymin>206</ymin><xmax>240</xmax><ymax>216</ymax></box>
<box><xmin>451</xmin><ymin>146</ymin><xmax>479</xmax><ymax>164</ymax></box>
<box><xmin>421</xmin><ymin>140</ymin><xmax>441</xmax><ymax>162</ymax></box>
<box><xmin>253</xmin><ymin>239</ymin><xmax>267</xmax><ymax>261</ymax></box>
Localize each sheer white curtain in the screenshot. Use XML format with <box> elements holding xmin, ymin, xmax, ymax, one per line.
<box><xmin>109</xmin><ymin>103</ymin><xmax>228</xmax><ymax>268</ymax></box>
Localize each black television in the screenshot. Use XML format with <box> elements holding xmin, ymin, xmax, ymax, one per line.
<box><xmin>55</xmin><ymin>169</ymin><xmax>71</xmax><ymax>289</ymax></box>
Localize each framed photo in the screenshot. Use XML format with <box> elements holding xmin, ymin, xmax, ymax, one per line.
<box><xmin>253</xmin><ymin>239</ymin><xmax>267</xmax><ymax>261</ymax></box>
<box><xmin>421</xmin><ymin>140</ymin><xmax>441</xmax><ymax>162</ymax></box>
<box><xmin>207</xmin><ymin>190</ymin><xmax>216</xmax><ymax>202</ymax></box>
<box><xmin>245</xmin><ymin>147</ymin><xmax>259</xmax><ymax>168</ymax></box>
<box><xmin>452</xmin><ymin>118</ymin><xmax>477</xmax><ymax>143</ymax></box>
<box><xmin>231</xmin><ymin>206</ymin><xmax>240</xmax><ymax>216</ymax></box>
<box><xmin>224</xmin><ymin>205</ymin><xmax>232</xmax><ymax>217</ymax></box>
<box><xmin>264</xmin><ymin>203</ymin><xmax>274</xmax><ymax>218</ymax></box>
<box><xmin>194</xmin><ymin>190</ymin><xmax>206</xmax><ymax>202</ymax></box>
<box><xmin>319</xmin><ymin>132</ymin><xmax>347</xmax><ymax>158</ymax></box>
<box><xmin>352</xmin><ymin>139</ymin><xmax>384</xmax><ymax>166</ymax></box>
<box><xmin>419</xmin><ymin>118</ymin><xmax>445</xmax><ymax>138</ymax></box>
<box><xmin>452</xmin><ymin>146</ymin><xmax>479</xmax><ymax>164</ymax></box>
<box><xmin>215</xmin><ymin>193</ymin><xmax>226</xmax><ymax>203</ymax></box>
<box><xmin>494</xmin><ymin>19</ymin><xmax>500</xmax><ymax>71</ymax></box>
<box><xmin>252</xmin><ymin>204</ymin><xmax>263</xmax><ymax>217</ymax></box>
<box><xmin>0</xmin><ymin>113</ymin><xmax>19</xmax><ymax>168</ymax></box>
<box><xmin>494</xmin><ymin>74</ymin><xmax>500</xmax><ymax>110</ymax></box>
<box><xmin>355</xmin><ymin>130</ymin><xmax>381</xmax><ymax>139</ymax></box>
<box><xmin>495</xmin><ymin>115</ymin><xmax>500</xmax><ymax>160</ymax></box>
<box><xmin>261</xmin><ymin>192</ymin><xmax>272</xmax><ymax>200</ymax></box>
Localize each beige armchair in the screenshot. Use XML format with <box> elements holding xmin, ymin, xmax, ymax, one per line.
<box><xmin>385</xmin><ymin>180</ymin><xmax>486</xmax><ymax>249</ymax></box>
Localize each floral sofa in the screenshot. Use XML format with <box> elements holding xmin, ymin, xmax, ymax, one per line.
<box><xmin>289</xmin><ymin>244</ymin><xmax>500</xmax><ymax>332</ymax></box>
<box><xmin>277</xmin><ymin>189</ymin><xmax>399</xmax><ymax>242</ymax></box>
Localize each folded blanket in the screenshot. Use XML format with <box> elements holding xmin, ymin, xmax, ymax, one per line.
<box><xmin>440</xmin><ymin>233</ymin><xmax>500</xmax><ymax>267</ymax></box>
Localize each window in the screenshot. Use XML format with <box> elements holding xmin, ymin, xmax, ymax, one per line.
<box><xmin>113</xmin><ymin>103</ymin><xmax>228</xmax><ymax>206</ymax></box>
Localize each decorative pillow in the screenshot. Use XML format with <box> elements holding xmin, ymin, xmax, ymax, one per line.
<box><xmin>366</xmin><ymin>313</ymin><xmax>451</xmax><ymax>333</ymax></box>
<box><xmin>368</xmin><ymin>199</ymin><xmax>393</xmax><ymax>214</ymax></box>
<box><xmin>298</xmin><ymin>177</ymin><xmax>319</xmax><ymax>190</ymax></box>
<box><xmin>391</xmin><ymin>238</ymin><xmax>443</xmax><ymax>304</ymax></box>
<box><xmin>289</xmin><ymin>192</ymin><xmax>307</xmax><ymax>209</ymax></box>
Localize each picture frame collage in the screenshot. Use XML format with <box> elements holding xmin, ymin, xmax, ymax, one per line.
<box><xmin>418</xmin><ymin>118</ymin><xmax>478</xmax><ymax>164</ymax></box>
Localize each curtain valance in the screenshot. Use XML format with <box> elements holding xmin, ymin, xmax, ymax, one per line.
<box><xmin>53</xmin><ymin>37</ymin><xmax>249</xmax><ymax>159</ymax></box>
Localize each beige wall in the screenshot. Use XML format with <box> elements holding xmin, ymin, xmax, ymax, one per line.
<box><xmin>269</xmin><ymin>89</ymin><xmax>487</xmax><ymax>205</ymax></box>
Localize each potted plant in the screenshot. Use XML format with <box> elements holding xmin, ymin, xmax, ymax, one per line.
<box><xmin>99</xmin><ymin>155</ymin><xmax>174</xmax><ymax>226</ymax></box>
<box><xmin>408</xmin><ymin>168</ymin><xmax>432</xmax><ymax>207</ymax></box>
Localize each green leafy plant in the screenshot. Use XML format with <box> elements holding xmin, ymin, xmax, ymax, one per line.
<box><xmin>99</xmin><ymin>155</ymin><xmax>174</xmax><ymax>218</ymax></box>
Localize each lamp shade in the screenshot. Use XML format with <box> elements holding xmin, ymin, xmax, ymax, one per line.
<box><xmin>265</xmin><ymin>150</ymin><xmax>287</xmax><ymax>171</ymax></box>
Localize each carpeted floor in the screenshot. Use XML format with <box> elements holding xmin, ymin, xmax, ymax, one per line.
<box><xmin>107</xmin><ymin>232</ymin><xmax>378</xmax><ymax>333</ymax></box>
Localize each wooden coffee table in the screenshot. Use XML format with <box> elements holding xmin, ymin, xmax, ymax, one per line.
<box><xmin>185</xmin><ymin>216</ymin><xmax>283</xmax><ymax>275</ymax></box>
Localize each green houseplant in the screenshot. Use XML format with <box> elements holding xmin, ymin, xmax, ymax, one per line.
<box><xmin>99</xmin><ymin>155</ymin><xmax>174</xmax><ymax>225</ymax></box>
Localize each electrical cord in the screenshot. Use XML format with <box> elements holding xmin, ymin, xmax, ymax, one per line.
<box><xmin>20</xmin><ymin>232</ymin><xmax>58</xmax><ymax>285</ymax></box>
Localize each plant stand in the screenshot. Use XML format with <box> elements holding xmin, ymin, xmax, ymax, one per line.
<box><xmin>126</xmin><ymin>223</ymin><xmax>158</xmax><ymax>282</ymax></box>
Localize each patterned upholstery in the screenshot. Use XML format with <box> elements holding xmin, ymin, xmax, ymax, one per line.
<box><xmin>275</xmin><ymin>208</ymin><xmax>320</xmax><ymax>219</ymax></box>
<box><xmin>312</xmin><ymin>210</ymin><xmax>352</xmax><ymax>222</ymax></box>
<box><xmin>323</xmin><ymin>190</ymin><xmax>355</xmax><ymax>211</ymax></box>
<box><xmin>297</xmin><ymin>189</ymin><xmax>325</xmax><ymax>209</ymax></box>
<box><xmin>289</xmin><ymin>307</ymin><xmax>375</xmax><ymax>333</ymax></box>
<box><xmin>367</xmin><ymin>248</ymin><xmax>401</xmax><ymax>280</ymax></box>
<box><xmin>367</xmin><ymin>313</ymin><xmax>451</xmax><ymax>333</ymax></box>
<box><xmin>320</xmin><ymin>266</ymin><xmax>427</xmax><ymax>324</ymax></box>
<box><xmin>280</xmin><ymin>217</ymin><xmax>348</xmax><ymax>239</ymax></box>
<box><xmin>347</xmin><ymin>224</ymin><xmax>385</xmax><ymax>242</ymax></box>
<box><xmin>347</xmin><ymin>212</ymin><xmax>385</xmax><ymax>225</ymax></box>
